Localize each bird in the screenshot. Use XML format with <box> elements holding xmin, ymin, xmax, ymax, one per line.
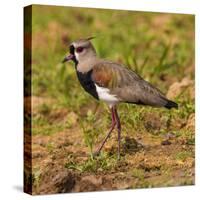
<box><xmin>62</xmin><ymin>37</ymin><xmax>178</xmax><ymax>159</ymax></box>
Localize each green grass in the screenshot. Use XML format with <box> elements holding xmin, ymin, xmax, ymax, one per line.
<box><xmin>32</xmin><ymin>167</ymin><xmax>42</xmax><ymax>192</ymax></box>
<box><xmin>65</xmin><ymin>153</ymin><xmax>118</xmax><ymax>173</ymax></box>
<box><xmin>175</xmin><ymin>151</ymin><xmax>194</xmax><ymax>162</ymax></box>
<box><xmin>132</xmin><ymin>168</ymin><xmax>145</xmax><ymax>180</ymax></box>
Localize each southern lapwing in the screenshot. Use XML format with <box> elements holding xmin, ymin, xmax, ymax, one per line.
<box><xmin>62</xmin><ymin>37</ymin><xmax>178</xmax><ymax>159</ymax></box>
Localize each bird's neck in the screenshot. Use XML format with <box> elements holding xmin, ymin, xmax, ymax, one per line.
<box><xmin>77</xmin><ymin>56</ymin><xmax>100</xmax><ymax>73</ymax></box>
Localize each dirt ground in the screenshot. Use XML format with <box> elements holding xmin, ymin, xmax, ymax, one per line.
<box><xmin>27</xmin><ymin>82</ymin><xmax>195</xmax><ymax>194</ymax></box>
<box><xmin>31</xmin><ymin>131</ymin><xmax>194</xmax><ymax>194</ymax></box>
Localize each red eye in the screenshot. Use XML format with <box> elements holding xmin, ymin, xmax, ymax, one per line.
<box><xmin>76</xmin><ymin>47</ymin><xmax>84</xmax><ymax>53</ymax></box>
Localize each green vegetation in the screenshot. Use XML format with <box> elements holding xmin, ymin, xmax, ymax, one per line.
<box><xmin>65</xmin><ymin>153</ymin><xmax>118</xmax><ymax>173</ymax></box>
<box><xmin>132</xmin><ymin>168</ymin><xmax>145</xmax><ymax>180</ymax></box>
<box><xmin>175</xmin><ymin>151</ymin><xmax>194</xmax><ymax>162</ymax></box>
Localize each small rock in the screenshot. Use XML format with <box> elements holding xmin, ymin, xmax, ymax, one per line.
<box><xmin>161</xmin><ymin>140</ymin><xmax>171</xmax><ymax>145</ymax></box>
<box><xmin>82</xmin><ymin>175</ymin><xmax>103</xmax><ymax>185</ymax></box>
<box><xmin>167</xmin><ymin>77</ymin><xmax>194</xmax><ymax>99</ymax></box>
<box><xmin>39</xmin><ymin>169</ymin><xmax>76</xmax><ymax>194</ymax></box>
<box><xmin>163</xmin><ymin>132</ymin><xmax>176</xmax><ymax>140</ymax></box>
<box><xmin>74</xmin><ymin>175</ymin><xmax>103</xmax><ymax>192</ymax></box>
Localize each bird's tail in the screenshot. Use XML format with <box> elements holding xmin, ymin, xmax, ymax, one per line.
<box><xmin>165</xmin><ymin>99</ymin><xmax>178</xmax><ymax>109</ymax></box>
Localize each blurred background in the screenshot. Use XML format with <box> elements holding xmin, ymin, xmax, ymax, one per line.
<box><xmin>25</xmin><ymin>5</ymin><xmax>195</xmax><ymax>194</ymax></box>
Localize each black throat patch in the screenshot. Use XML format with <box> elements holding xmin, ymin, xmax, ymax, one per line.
<box><xmin>76</xmin><ymin>69</ymin><xmax>99</xmax><ymax>100</ymax></box>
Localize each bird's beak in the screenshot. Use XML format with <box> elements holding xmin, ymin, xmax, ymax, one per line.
<box><xmin>62</xmin><ymin>54</ymin><xmax>75</xmax><ymax>63</ymax></box>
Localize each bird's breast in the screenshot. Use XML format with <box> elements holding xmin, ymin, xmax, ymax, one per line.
<box><xmin>95</xmin><ymin>84</ymin><xmax>120</xmax><ymax>107</ymax></box>
<box><xmin>76</xmin><ymin>70</ymin><xmax>99</xmax><ymax>100</ymax></box>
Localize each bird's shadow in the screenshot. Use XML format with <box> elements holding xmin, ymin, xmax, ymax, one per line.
<box><xmin>108</xmin><ymin>136</ymin><xmax>144</xmax><ymax>156</ymax></box>
<box><xmin>122</xmin><ymin>136</ymin><xmax>144</xmax><ymax>154</ymax></box>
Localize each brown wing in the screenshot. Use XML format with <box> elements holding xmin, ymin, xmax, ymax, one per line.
<box><xmin>92</xmin><ymin>61</ymin><xmax>142</xmax><ymax>89</ymax></box>
<box><xmin>92</xmin><ymin>63</ymin><xmax>114</xmax><ymax>88</ymax></box>
<box><xmin>92</xmin><ymin>61</ymin><xmax>169</xmax><ymax>107</ymax></box>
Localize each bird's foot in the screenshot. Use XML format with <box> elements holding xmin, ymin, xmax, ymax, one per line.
<box><xmin>92</xmin><ymin>150</ymin><xmax>101</xmax><ymax>158</ymax></box>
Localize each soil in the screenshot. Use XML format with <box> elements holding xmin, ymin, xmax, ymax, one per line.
<box><xmin>167</xmin><ymin>77</ymin><xmax>195</xmax><ymax>100</ymax></box>
<box><xmin>29</xmin><ymin>95</ymin><xmax>195</xmax><ymax>195</ymax></box>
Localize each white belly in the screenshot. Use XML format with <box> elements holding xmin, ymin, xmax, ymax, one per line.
<box><xmin>95</xmin><ymin>84</ymin><xmax>119</xmax><ymax>107</ymax></box>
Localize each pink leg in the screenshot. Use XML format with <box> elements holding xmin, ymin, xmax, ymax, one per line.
<box><xmin>94</xmin><ymin>107</ymin><xmax>116</xmax><ymax>156</ymax></box>
<box><xmin>113</xmin><ymin>106</ymin><xmax>121</xmax><ymax>160</ymax></box>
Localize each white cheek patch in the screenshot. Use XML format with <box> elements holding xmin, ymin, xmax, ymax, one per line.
<box><xmin>75</xmin><ymin>52</ymin><xmax>79</xmax><ymax>60</ymax></box>
<box><xmin>95</xmin><ymin>84</ymin><xmax>119</xmax><ymax>107</ymax></box>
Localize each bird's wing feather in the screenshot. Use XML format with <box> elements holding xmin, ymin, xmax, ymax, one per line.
<box><xmin>92</xmin><ymin>61</ymin><xmax>168</xmax><ymax>107</ymax></box>
<box><xmin>92</xmin><ymin>61</ymin><xmax>142</xmax><ymax>88</ymax></box>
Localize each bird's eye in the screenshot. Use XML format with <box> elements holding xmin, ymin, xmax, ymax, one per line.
<box><xmin>76</xmin><ymin>47</ymin><xmax>84</xmax><ymax>53</ymax></box>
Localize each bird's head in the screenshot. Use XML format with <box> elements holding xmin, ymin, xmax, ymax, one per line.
<box><xmin>62</xmin><ymin>37</ymin><xmax>96</xmax><ymax>64</ymax></box>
